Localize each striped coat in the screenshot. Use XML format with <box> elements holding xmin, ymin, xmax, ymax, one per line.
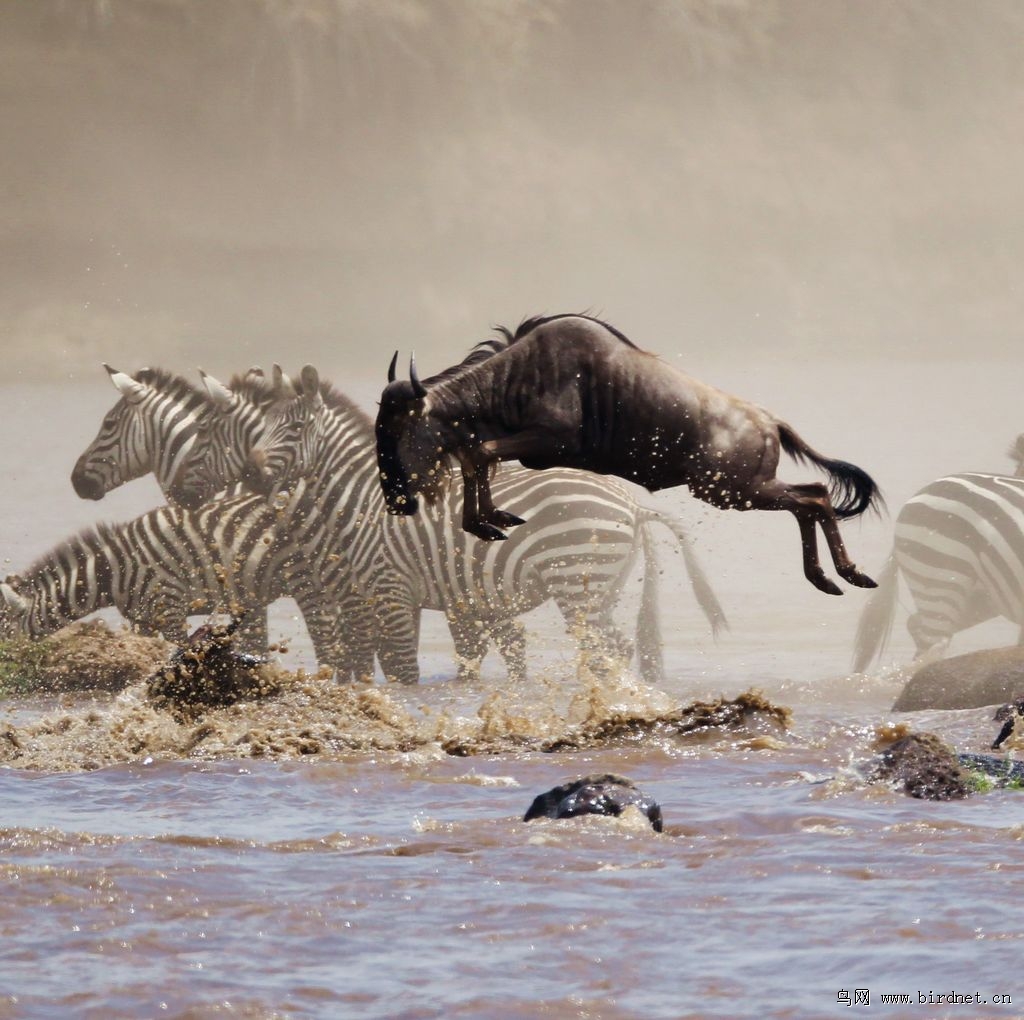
<box><xmin>854</xmin><ymin>473</ymin><xmax>1024</xmax><ymax>671</ymax></box>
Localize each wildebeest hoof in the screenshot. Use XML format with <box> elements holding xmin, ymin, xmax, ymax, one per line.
<box><xmin>838</xmin><ymin>565</ymin><xmax>877</xmax><ymax>588</ymax></box>
<box><xmin>467</xmin><ymin>522</ymin><xmax>508</xmax><ymax>541</ymax></box>
<box><xmin>523</xmin><ymin>774</ymin><xmax>663</xmax><ymax>832</ymax></box>
<box><xmin>487</xmin><ymin>510</ymin><xmax>527</xmax><ymax>529</ymax></box>
<box><xmin>808</xmin><ymin>572</ymin><xmax>843</xmax><ymax>596</ymax></box>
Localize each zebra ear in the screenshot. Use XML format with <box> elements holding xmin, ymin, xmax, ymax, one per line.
<box><xmin>199</xmin><ymin>369</ymin><xmax>235</xmax><ymax>411</ymax></box>
<box><xmin>0</xmin><ymin>583</ymin><xmax>27</xmax><ymax>616</ymax></box>
<box><xmin>300</xmin><ymin>365</ymin><xmax>322</xmax><ymax>408</ymax></box>
<box><xmin>272</xmin><ymin>364</ymin><xmax>297</xmax><ymax>398</ymax></box>
<box><xmin>105</xmin><ymin>364</ymin><xmax>150</xmax><ymax>405</ymax></box>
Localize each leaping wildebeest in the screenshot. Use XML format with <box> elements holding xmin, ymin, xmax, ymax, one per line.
<box><xmin>375</xmin><ymin>314</ymin><xmax>882</xmax><ymax>596</ymax></box>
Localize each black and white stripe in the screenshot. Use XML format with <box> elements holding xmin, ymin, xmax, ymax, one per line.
<box><xmin>854</xmin><ymin>472</ymin><xmax>1024</xmax><ymax>671</ymax></box>
<box><xmin>0</xmin><ymin>494</ymin><xmax>371</xmax><ymax>676</ymax></box>
<box><xmin>244</xmin><ymin>370</ymin><xmax>726</xmax><ymax>684</ymax></box>
<box><xmin>71</xmin><ymin>366</ymin><xmax>210</xmax><ymax>505</ymax></box>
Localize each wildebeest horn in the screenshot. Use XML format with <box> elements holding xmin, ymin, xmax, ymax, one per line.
<box><xmin>409</xmin><ymin>354</ymin><xmax>426</xmax><ymax>399</ymax></box>
<box><xmin>387</xmin><ymin>351</ymin><xmax>398</xmax><ymax>384</ymax></box>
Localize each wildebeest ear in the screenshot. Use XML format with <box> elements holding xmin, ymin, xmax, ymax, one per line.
<box><xmin>198</xmin><ymin>368</ymin><xmax>235</xmax><ymax>411</ymax></box>
<box><xmin>105</xmin><ymin>364</ymin><xmax>151</xmax><ymax>405</ymax></box>
<box><xmin>300</xmin><ymin>365</ymin><xmax>323</xmax><ymax>408</ymax></box>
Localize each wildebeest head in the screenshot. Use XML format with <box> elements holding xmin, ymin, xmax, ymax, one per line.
<box><xmin>375</xmin><ymin>353</ymin><xmax>450</xmax><ymax>515</ymax></box>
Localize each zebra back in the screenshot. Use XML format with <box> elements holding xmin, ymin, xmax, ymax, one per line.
<box><xmin>854</xmin><ymin>472</ymin><xmax>1024</xmax><ymax>668</ymax></box>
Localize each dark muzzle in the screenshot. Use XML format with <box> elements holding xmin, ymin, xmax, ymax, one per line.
<box><xmin>70</xmin><ymin>458</ymin><xmax>107</xmax><ymax>500</ymax></box>
<box><xmin>381</xmin><ymin>478</ymin><xmax>419</xmax><ymax>516</ymax></box>
<box><xmin>241</xmin><ymin>449</ymin><xmax>275</xmax><ymax>497</ymax></box>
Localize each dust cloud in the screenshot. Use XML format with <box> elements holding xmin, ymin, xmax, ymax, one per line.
<box><xmin>2</xmin><ymin>0</ymin><xmax>1022</xmax><ymax>385</ymax></box>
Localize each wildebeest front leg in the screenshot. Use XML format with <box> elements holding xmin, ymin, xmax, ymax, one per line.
<box><xmin>455</xmin><ymin>450</ymin><xmax>524</xmax><ymax>541</ymax></box>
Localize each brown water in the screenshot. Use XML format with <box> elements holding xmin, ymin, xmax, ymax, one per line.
<box><xmin>3</xmin><ymin>369</ymin><xmax>1024</xmax><ymax>1020</ymax></box>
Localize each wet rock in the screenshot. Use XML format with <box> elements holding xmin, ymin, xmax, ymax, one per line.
<box><xmin>865</xmin><ymin>731</ymin><xmax>972</xmax><ymax>800</ymax></box>
<box><xmin>956</xmin><ymin>752</ymin><xmax>1024</xmax><ymax>787</ymax></box>
<box><xmin>523</xmin><ymin>774</ymin><xmax>663</xmax><ymax>831</ymax></box>
<box><xmin>893</xmin><ymin>646</ymin><xmax>1024</xmax><ymax>712</ymax></box>
<box><xmin>146</xmin><ymin>619</ymin><xmax>281</xmax><ymax>719</ymax></box>
<box><xmin>0</xmin><ymin>621</ymin><xmax>168</xmax><ymax>696</ymax></box>
<box><xmin>990</xmin><ymin>698</ymin><xmax>1024</xmax><ymax>749</ymax></box>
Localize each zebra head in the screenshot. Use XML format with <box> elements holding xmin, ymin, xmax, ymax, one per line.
<box><xmin>170</xmin><ymin>368</ymin><xmax>275</xmax><ymax>509</ymax></box>
<box><xmin>243</xmin><ymin>365</ymin><xmax>325</xmax><ymax>499</ymax></box>
<box><xmin>0</xmin><ymin>581</ymin><xmax>28</xmax><ymax>637</ymax></box>
<box><xmin>71</xmin><ymin>365</ymin><xmax>205</xmax><ymax>502</ymax></box>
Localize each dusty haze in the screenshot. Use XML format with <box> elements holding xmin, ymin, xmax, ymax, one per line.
<box><xmin>2</xmin><ymin>0</ymin><xmax>1023</xmax><ymax>385</ymax></box>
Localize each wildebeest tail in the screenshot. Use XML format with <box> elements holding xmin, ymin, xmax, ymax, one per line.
<box><xmin>777</xmin><ymin>422</ymin><xmax>883</xmax><ymax>520</ymax></box>
<box><xmin>852</xmin><ymin>552</ymin><xmax>898</xmax><ymax>673</ymax></box>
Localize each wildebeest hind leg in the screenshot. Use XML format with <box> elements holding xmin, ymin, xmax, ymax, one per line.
<box><xmin>793</xmin><ymin>511</ymin><xmax>843</xmax><ymax>596</ymax></box>
<box><xmin>817</xmin><ymin>513</ymin><xmax>877</xmax><ymax>589</ymax></box>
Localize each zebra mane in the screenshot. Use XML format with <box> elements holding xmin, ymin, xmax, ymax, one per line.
<box><xmin>11</xmin><ymin>522</ymin><xmax>118</xmax><ymax>586</ymax></box>
<box><xmin>505</xmin><ymin>313</ymin><xmax>642</xmax><ymax>350</ymax></box>
<box><xmin>294</xmin><ymin>375</ymin><xmax>374</xmax><ymax>430</ymax></box>
<box><xmin>132</xmin><ymin>367</ymin><xmax>208</xmax><ymax>413</ymax></box>
<box><xmin>226</xmin><ymin>369</ymin><xmax>279</xmax><ymax>409</ymax></box>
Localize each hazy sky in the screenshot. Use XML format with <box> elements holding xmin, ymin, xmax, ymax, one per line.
<box><xmin>3</xmin><ymin>0</ymin><xmax>1023</xmax><ymax>383</ymax></box>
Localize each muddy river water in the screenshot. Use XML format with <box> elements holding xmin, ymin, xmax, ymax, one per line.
<box><xmin>2</xmin><ymin>367</ymin><xmax>1024</xmax><ymax>1019</ymax></box>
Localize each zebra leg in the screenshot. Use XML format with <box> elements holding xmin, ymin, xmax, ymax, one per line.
<box><xmin>491</xmin><ymin>617</ymin><xmax>527</xmax><ymax>683</ymax></box>
<box><xmin>446</xmin><ymin>611</ymin><xmax>489</xmax><ymax>683</ymax></box>
<box><xmin>296</xmin><ymin>589</ymin><xmax>375</xmax><ymax>682</ymax></box>
<box><xmin>234</xmin><ymin>611</ymin><xmax>269</xmax><ymax>656</ymax></box>
<box><xmin>372</xmin><ymin>575</ymin><xmax>422</xmax><ymax>684</ymax></box>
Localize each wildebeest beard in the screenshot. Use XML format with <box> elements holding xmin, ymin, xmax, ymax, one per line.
<box><xmin>375</xmin><ymin>409</ymin><xmax>454</xmax><ymax>514</ymax></box>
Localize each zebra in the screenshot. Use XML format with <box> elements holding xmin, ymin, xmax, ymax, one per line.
<box><xmin>853</xmin><ymin>472</ymin><xmax>1024</xmax><ymax>672</ymax></box>
<box><xmin>237</xmin><ymin>364</ymin><xmax>727</xmax><ymax>685</ymax></box>
<box><xmin>0</xmin><ymin>494</ymin><xmax>373</xmax><ymax>679</ymax></box>
<box><xmin>71</xmin><ymin>363</ymin><xmax>286</xmax><ymax>508</ymax></box>
<box><xmin>71</xmin><ymin>365</ymin><xmax>212</xmax><ymax>505</ymax></box>
<box><xmin>69</xmin><ymin>364</ymin><xmax>298</xmax><ymax>652</ymax></box>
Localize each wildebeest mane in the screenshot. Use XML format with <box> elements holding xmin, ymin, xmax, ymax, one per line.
<box><xmin>421</xmin><ymin>337</ymin><xmax>509</xmax><ymax>389</ymax></box>
<box><xmin>505</xmin><ymin>313</ymin><xmax>643</xmax><ymax>349</ymax></box>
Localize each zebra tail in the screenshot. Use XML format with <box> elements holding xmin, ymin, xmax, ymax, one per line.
<box><xmin>635</xmin><ymin>524</ymin><xmax>664</xmax><ymax>685</ymax></box>
<box><xmin>852</xmin><ymin>552</ymin><xmax>899</xmax><ymax>673</ymax></box>
<box><xmin>777</xmin><ymin>421</ymin><xmax>884</xmax><ymax>520</ymax></box>
<box><xmin>642</xmin><ymin>510</ymin><xmax>728</xmax><ymax>639</ymax></box>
